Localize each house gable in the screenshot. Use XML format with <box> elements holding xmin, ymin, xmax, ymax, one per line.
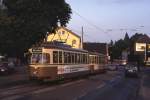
<box><xmin>47</xmin><ymin>27</ymin><xmax>81</xmax><ymax>49</ymax></box>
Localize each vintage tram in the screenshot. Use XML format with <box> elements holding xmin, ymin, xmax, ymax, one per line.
<box><xmin>29</xmin><ymin>42</ymin><xmax>106</xmax><ymax>81</ymax></box>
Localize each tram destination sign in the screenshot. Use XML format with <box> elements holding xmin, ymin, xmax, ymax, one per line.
<box><xmin>32</xmin><ymin>48</ymin><xmax>42</xmax><ymax>53</ymax></box>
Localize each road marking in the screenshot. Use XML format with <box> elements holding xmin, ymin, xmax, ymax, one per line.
<box><xmin>33</xmin><ymin>80</ymin><xmax>85</xmax><ymax>94</ymax></box>
<box><xmin>32</xmin><ymin>87</ymin><xmax>56</xmax><ymax>94</ymax></box>
<box><xmin>73</xmin><ymin>92</ymin><xmax>87</xmax><ymax>100</ymax></box>
<box><xmin>60</xmin><ymin>80</ymin><xmax>85</xmax><ymax>87</ymax></box>
<box><xmin>97</xmin><ymin>83</ymin><xmax>106</xmax><ymax>89</ymax></box>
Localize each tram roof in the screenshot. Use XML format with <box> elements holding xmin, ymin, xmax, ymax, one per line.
<box><xmin>88</xmin><ymin>52</ymin><xmax>105</xmax><ymax>56</ymax></box>
<box><xmin>33</xmin><ymin>41</ymin><xmax>88</xmax><ymax>53</ymax></box>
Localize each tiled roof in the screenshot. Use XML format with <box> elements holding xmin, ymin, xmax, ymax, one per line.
<box><xmin>136</xmin><ymin>34</ymin><xmax>150</xmax><ymax>43</ymax></box>
<box><xmin>83</xmin><ymin>42</ymin><xmax>107</xmax><ymax>55</ymax></box>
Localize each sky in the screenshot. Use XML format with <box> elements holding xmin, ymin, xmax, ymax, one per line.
<box><xmin>65</xmin><ymin>0</ymin><xmax>150</xmax><ymax>43</ymax></box>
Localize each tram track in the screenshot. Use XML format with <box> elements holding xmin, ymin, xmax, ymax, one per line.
<box><xmin>0</xmin><ymin>79</ymin><xmax>87</xmax><ymax>100</ymax></box>
<box><xmin>0</xmin><ymin>78</ymin><xmax>86</xmax><ymax>100</ymax></box>
<box><xmin>0</xmin><ymin>83</ymin><xmax>47</xmax><ymax>99</ymax></box>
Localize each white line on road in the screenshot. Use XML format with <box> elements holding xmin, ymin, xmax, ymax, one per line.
<box><xmin>33</xmin><ymin>79</ymin><xmax>85</xmax><ymax>94</ymax></box>
<box><xmin>32</xmin><ymin>87</ymin><xmax>56</xmax><ymax>94</ymax></box>
<box><xmin>72</xmin><ymin>92</ymin><xmax>87</xmax><ymax>100</ymax></box>
<box><xmin>60</xmin><ymin>80</ymin><xmax>85</xmax><ymax>87</ymax></box>
<box><xmin>97</xmin><ymin>83</ymin><xmax>106</xmax><ymax>89</ymax></box>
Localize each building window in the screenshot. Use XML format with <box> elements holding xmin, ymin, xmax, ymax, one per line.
<box><xmin>72</xmin><ymin>40</ymin><xmax>76</xmax><ymax>47</ymax></box>
<box><xmin>62</xmin><ymin>31</ymin><xmax>65</xmax><ymax>35</ymax></box>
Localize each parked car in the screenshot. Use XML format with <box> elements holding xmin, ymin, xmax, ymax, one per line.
<box><xmin>0</xmin><ymin>62</ymin><xmax>9</xmax><ymax>75</ymax></box>
<box><xmin>0</xmin><ymin>62</ymin><xmax>15</xmax><ymax>75</ymax></box>
<box><xmin>125</xmin><ymin>64</ymin><xmax>138</xmax><ymax>77</ymax></box>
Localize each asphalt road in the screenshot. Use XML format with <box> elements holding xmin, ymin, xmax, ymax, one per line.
<box><xmin>79</xmin><ymin>75</ymin><xmax>140</xmax><ymax>100</ymax></box>
<box><xmin>3</xmin><ymin>66</ymin><xmax>150</xmax><ymax>100</ymax></box>
<box><xmin>0</xmin><ymin>70</ymin><xmax>123</xmax><ymax>100</ymax></box>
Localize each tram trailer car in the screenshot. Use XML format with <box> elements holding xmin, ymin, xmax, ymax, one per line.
<box><xmin>29</xmin><ymin>42</ymin><xmax>106</xmax><ymax>81</ymax></box>
<box><xmin>89</xmin><ymin>52</ymin><xmax>106</xmax><ymax>74</ymax></box>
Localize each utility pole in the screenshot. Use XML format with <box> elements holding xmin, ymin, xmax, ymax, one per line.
<box><xmin>81</xmin><ymin>26</ymin><xmax>84</xmax><ymax>49</ymax></box>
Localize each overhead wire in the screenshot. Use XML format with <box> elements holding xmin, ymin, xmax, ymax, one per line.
<box><xmin>72</xmin><ymin>9</ymin><xmax>113</xmax><ymax>40</ymax></box>
<box><xmin>67</xmin><ymin>26</ymin><xmax>98</xmax><ymax>42</ymax></box>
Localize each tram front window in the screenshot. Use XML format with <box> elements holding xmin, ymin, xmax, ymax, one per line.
<box><xmin>31</xmin><ymin>53</ymin><xmax>50</xmax><ymax>64</ymax></box>
<box><xmin>31</xmin><ymin>53</ymin><xmax>42</xmax><ymax>64</ymax></box>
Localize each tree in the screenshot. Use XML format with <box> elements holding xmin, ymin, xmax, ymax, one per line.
<box><xmin>112</xmin><ymin>39</ymin><xmax>127</xmax><ymax>59</ymax></box>
<box><xmin>108</xmin><ymin>40</ymin><xmax>114</xmax><ymax>63</ymax></box>
<box><xmin>124</xmin><ymin>32</ymin><xmax>130</xmax><ymax>48</ymax></box>
<box><xmin>109</xmin><ymin>40</ymin><xmax>114</xmax><ymax>46</ymax></box>
<box><xmin>0</xmin><ymin>0</ymin><xmax>72</xmax><ymax>60</ymax></box>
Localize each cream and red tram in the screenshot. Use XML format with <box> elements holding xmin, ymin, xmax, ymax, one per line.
<box><xmin>29</xmin><ymin>42</ymin><xmax>106</xmax><ymax>81</ymax></box>
<box><xmin>89</xmin><ymin>52</ymin><xmax>106</xmax><ymax>74</ymax></box>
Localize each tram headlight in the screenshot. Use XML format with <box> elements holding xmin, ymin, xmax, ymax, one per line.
<box><xmin>34</xmin><ymin>67</ymin><xmax>39</xmax><ymax>70</ymax></box>
<box><xmin>33</xmin><ymin>71</ymin><xmax>38</xmax><ymax>75</ymax></box>
<box><xmin>1</xmin><ymin>69</ymin><xmax>5</xmax><ymax>72</ymax></box>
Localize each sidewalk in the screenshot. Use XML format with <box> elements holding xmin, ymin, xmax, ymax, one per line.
<box><xmin>0</xmin><ymin>66</ymin><xmax>29</xmax><ymax>88</ymax></box>
<box><xmin>137</xmin><ymin>67</ymin><xmax>150</xmax><ymax>100</ymax></box>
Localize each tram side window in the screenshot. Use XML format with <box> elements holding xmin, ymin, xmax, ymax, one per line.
<box><xmin>75</xmin><ymin>53</ymin><xmax>77</xmax><ymax>64</ymax></box>
<box><xmin>102</xmin><ymin>56</ymin><xmax>105</xmax><ymax>63</ymax></box>
<box><xmin>81</xmin><ymin>54</ymin><xmax>83</xmax><ymax>63</ymax></box>
<box><xmin>98</xmin><ymin>56</ymin><xmax>100</xmax><ymax>64</ymax></box>
<box><xmin>43</xmin><ymin>53</ymin><xmax>50</xmax><ymax>63</ymax></box>
<box><xmin>79</xmin><ymin>54</ymin><xmax>82</xmax><ymax>64</ymax></box>
<box><xmin>89</xmin><ymin>56</ymin><xmax>91</xmax><ymax>64</ymax></box>
<box><xmin>71</xmin><ymin>53</ymin><xmax>75</xmax><ymax>64</ymax></box>
<box><xmin>89</xmin><ymin>56</ymin><xmax>92</xmax><ymax>64</ymax></box>
<box><xmin>68</xmin><ymin>52</ymin><xmax>71</xmax><ymax>64</ymax></box>
<box><xmin>84</xmin><ymin>54</ymin><xmax>86</xmax><ymax>64</ymax></box>
<box><xmin>64</xmin><ymin>52</ymin><xmax>67</xmax><ymax>64</ymax></box>
<box><xmin>80</xmin><ymin>54</ymin><xmax>82</xmax><ymax>64</ymax></box>
<box><xmin>82</xmin><ymin>54</ymin><xmax>84</xmax><ymax>64</ymax></box>
<box><xmin>95</xmin><ymin>56</ymin><xmax>97</xmax><ymax>64</ymax></box>
<box><xmin>99</xmin><ymin>56</ymin><xmax>101</xmax><ymax>64</ymax></box>
<box><xmin>97</xmin><ymin>56</ymin><xmax>99</xmax><ymax>64</ymax></box>
<box><xmin>85</xmin><ymin>54</ymin><xmax>88</xmax><ymax>64</ymax></box>
<box><xmin>93</xmin><ymin>56</ymin><xmax>94</xmax><ymax>64</ymax></box>
<box><xmin>83</xmin><ymin>54</ymin><xmax>86</xmax><ymax>64</ymax></box>
<box><xmin>99</xmin><ymin>56</ymin><xmax>103</xmax><ymax>64</ymax></box>
<box><xmin>59</xmin><ymin>51</ymin><xmax>62</xmax><ymax>63</ymax></box>
<box><xmin>77</xmin><ymin>53</ymin><xmax>80</xmax><ymax>63</ymax></box>
<box><xmin>53</xmin><ymin>51</ymin><xmax>58</xmax><ymax>64</ymax></box>
<box><xmin>85</xmin><ymin>54</ymin><xmax>87</xmax><ymax>64</ymax></box>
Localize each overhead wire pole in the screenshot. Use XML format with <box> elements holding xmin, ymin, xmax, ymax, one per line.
<box><xmin>81</xmin><ymin>26</ymin><xmax>84</xmax><ymax>49</ymax></box>
<box><xmin>72</xmin><ymin>9</ymin><xmax>113</xmax><ymax>41</ymax></box>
